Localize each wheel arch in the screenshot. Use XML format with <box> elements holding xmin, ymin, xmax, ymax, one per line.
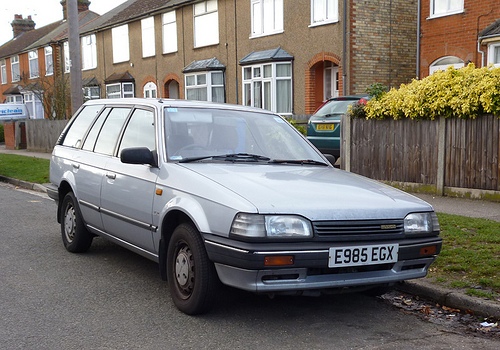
<box><xmin>56</xmin><ymin>180</ymin><xmax>75</xmax><ymax>223</ymax></box>
<box><xmin>158</xmin><ymin>209</ymin><xmax>196</xmax><ymax>281</ymax></box>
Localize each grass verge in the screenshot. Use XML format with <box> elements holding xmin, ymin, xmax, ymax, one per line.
<box><xmin>428</xmin><ymin>213</ymin><xmax>500</xmax><ymax>300</ymax></box>
<box><xmin>0</xmin><ymin>153</ymin><xmax>50</xmax><ymax>184</ymax></box>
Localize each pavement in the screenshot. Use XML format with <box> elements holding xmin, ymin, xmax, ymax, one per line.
<box><xmin>1</xmin><ymin>144</ymin><xmax>500</xmax><ymax>319</ymax></box>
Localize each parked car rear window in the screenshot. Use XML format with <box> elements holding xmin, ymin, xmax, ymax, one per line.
<box><xmin>62</xmin><ymin>105</ymin><xmax>102</xmax><ymax>148</ymax></box>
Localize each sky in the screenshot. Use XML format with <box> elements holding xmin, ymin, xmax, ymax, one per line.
<box><xmin>0</xmin><ymin>0</ymin><xmax>129</xmax><ymax>45</ymax></box>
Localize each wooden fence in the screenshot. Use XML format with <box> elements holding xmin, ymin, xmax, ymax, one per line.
<box><xmin>341</xmin><ymin>115</ymin><xmax>500</xmax><ymax>197</ymax></box>
<box><xmin>26</xmin><ymin>119</ymin><xmax>68</xmax><ymax>152</ymax></box>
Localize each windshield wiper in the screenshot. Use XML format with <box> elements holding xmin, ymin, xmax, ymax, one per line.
<box><xmin>215</xmin><ymin>153</ymin><xmax>271</xmax><ymax>162</ymax></box>
<box><xmin>268</xmin><ymin>159</ymin><xmax>329</xmax><ymax>166</ymax></box>
<box><xmin>178</xmin><ymin>153</ymin><xmax>271</xmax><ymax>163</ymax></box>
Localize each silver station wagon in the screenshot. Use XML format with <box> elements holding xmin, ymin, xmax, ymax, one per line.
<box><xmin>47</xmin><ymin>98</ymin><xmax>442</xmax><ymax>315</ymax></box>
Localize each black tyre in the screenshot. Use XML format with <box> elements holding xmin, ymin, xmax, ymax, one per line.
<box><xmin>166</xmin><ymin>223</ymin><xmax>218</xmax><ymax>315</ymax></box>
<box><xmin>60</xmin><ymin>192</ymin><xmax>93</xmax><ymax>253</ymax></box>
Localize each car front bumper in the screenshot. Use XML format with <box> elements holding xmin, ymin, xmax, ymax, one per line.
<box><xmin>204</xmin><ymin>235</ymin><xmax>442</xmax><ymax>293</ymax></box>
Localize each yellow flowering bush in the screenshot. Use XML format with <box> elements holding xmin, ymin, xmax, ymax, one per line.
<box><xmin>362</xmin><ymin>64</ymin><xmax>500</xmax><ymax>120</ymax></box>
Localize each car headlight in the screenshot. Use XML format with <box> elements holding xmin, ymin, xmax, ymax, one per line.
<box><xmin>230</xmin><ymin>213</ymin><xmax>313</xmax><ymax>239</ymax></box>
<box><xmin>404</xmin><ymin>212</ymin><xmax>439</xmax><ymax>234</ymax></box>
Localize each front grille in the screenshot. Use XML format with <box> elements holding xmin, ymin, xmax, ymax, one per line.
<box><xmin>313</xmin><ymin>219</ymin><xmax>404</xmax><ymax>242</ymax></box>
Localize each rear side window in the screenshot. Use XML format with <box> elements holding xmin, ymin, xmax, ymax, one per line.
<box><xmin>82</xmin><ymin>108</ymin><xmax>112</xmax><ymax>151</ymax></box>
<box><xmin>62</xmin><ymin>105</ymin><xmax>103</xmax><ymax>148</ymax></box>
<box><xmin>93</xmin><ymin>107</ymin><xmax>131</xmax><ymax>155</ymax></box>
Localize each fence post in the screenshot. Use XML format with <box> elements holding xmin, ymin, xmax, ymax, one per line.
<box><xmin>341</xmin><ymin>114</ymin><xmax>351</xmax><ymax>171</ymax></box>
<box><xmin>436</xmin><ymin>117</ymin><xmax>446</xmax><ymax>195</ymax></box>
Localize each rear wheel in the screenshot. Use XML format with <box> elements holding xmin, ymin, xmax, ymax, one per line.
<box><xmin>60</xmin><ymin>192</ymin><xmax>93</xmax><ymax>253</ymax></box>
<box><xmin>166</xmin><ymin>223</ymin><xmax>218</xmax><ymax>315</ymax></box>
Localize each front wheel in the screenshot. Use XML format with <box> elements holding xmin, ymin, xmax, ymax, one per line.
<box><xmin>60</xmin><ymin>192</ymin><xmax>93</xmax><ymax>253</ymax></box>
<box><xmin>166</xmin><ymin>223</ymin><xmax>218</xmax><ymax>315</ymax></box>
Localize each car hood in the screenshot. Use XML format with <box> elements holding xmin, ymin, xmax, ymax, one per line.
<box><xmin>178</xmin><ymin>163</ymin><xmax>433</xmax><ymax>221</ymax></box>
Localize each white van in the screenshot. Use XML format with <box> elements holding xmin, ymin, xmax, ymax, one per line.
<box><xmin>0</xmin><ymin>103</ymin><xmax>30</xmax><ymax>121</ymax></box>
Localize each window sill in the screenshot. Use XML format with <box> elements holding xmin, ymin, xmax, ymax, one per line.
<box><xmin>427</xmin><ymin>10</ymin><xmax>464</xmax><ymax>20</ymax></box>
<box><xmin>194</xmin><ymin>42</ymin><xmax>219</xmax><ymax>49</ymax></box>
<box><xmin>309</xmin><ymin>19</ymin><xmax>339</xmax><ymax>28</ymax></box>
<box><xmin>249</xmin><ymin>30</ymin><xmax>284</xmax><ymax>39</ymax></box>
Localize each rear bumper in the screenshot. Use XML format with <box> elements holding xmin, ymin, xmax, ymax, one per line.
<box><xmin>204</xmin><ymin>235</ymin><xmax>442</xmax><ymax>293</ymax></box>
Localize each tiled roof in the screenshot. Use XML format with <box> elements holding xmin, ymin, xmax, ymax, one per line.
<box><xmin>105</xmin><ymin>71</ymin><xmax>135</xmax><ymax>83</ymax></box>
<box><xmin>81</xmin><ymin>0</ymin><xmax>194</xmax><ymax>34</ymax></box>
<box><xmin>183</xmin><ymin>57</ymin><xmax>225</xmax><ymax>72</ymax></box>
<box><xmin>480</xmin><ymin>19</ymin><xmax>500</xmax><ymax>38</ymax></box>
<box><xmin>240</xmin><ymin>47</ymin><xmax>294</xmax><ymax>65</ymax></box>
<box><xmin>0</xmin><ymin>21</ymin><xmax>62</xmax><ymax>59</ymax></box>
<box><xmin>25</xmin><ymin>10</ymin><xmax>100</xmax><ymax>50</ymax></box>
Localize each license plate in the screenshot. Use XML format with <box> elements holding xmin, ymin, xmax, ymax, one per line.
<box><xmin>328</xmin><ymin>244</ymin><xmax>399</xmax><ymax>268</ymax></box>
<box><xmin>316</xmin><ymin>124</ymin><xmax>335</xmax><ymax>131</ymax></box>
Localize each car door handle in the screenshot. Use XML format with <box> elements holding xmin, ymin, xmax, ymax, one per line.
<box><xmin>106</xmin><ymin>172</ymin><xmax>116</xmax><ymax>180</ymax></box>
<box><xmin>71</xmin><ymin>163</ymin><xmax>80</xmax><ymax>169</ymax></box>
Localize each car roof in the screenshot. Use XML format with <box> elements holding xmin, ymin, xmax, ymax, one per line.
<box><xmin>82</xmin><ymin>98</ymin><xmax>278</xmax><ymax>115</ymax></box>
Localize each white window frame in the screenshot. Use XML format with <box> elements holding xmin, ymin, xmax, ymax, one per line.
<box><xmin>162</xmin><ymin>11</ymin><xmax>178</xmax><ymax>54</ymax></box>
<box><xmin>45</xmin><ymin>46</ymin><xmax>53</xmax><ymax>76</ymax></box>
<box><xmin>251</xmin><ymin>0</ymin><xmax>284</xmax><ymax>38</ymax></box>
<box><xmin>112</xmin><ymin>24</ymin><xmax>130</xmax><ymax>63</ymax></box>
<box><xmin>28</xmin><ymin>50</ymin><xmax>39</xmax><ymax>79</ymax></box>
<box><xmin>193</xmin><ymin>0</ymin><xmax>219</xmax><ymax>48</ymax></box>
<box><xmin>7</xmin><ymin>95</ymin><xmax>23</xmax><ymax>103</ymax></box>
<box><xmin>143</xmin><ymin>82</ymin><xmax>158</xmax><ymax>98</ymax></box>
<box><xmin>324</xmin><ymin>61</ymin><xmax>339</xmax><ymax>99</ymax></box>
<box><xmin>83</xmin><ymin>86</ymin><xmax>100</xmax><ymax>101</ymax></box>
<box><xmin>430</xmin><ymin>0</ymin><xmax>464</xmax><ymax>18</ymax></box>
<box><xmin>106</xmin><ymin>82</ymin><xmax>135</xmax><ymax>98</ymax></box>
<box><xmin>185</xmin><ymin>71</ymin><xmax>225</xmax><ymax>103</ymax></box>
<box><xmin>1</xmin><ymin>59</ymin><xmax>6</xmax><ymax>84</ymax></box>
<box><xmin>64</xmin><ymin>42</ymin><xmax>71</xmax><ymax>73</ymax></box>
<box><xmin>82</xmin><ymin>34</ymin><xmax>97</xmax><ymax>70</ymax></box>
<box><xmin>11</xmin><ymin>55</ymin><xmax>20</xmax><ymax>82</ymax></box>
<box><xmin>242</xmin><ymin>62</ymin><xmax>292</xmax><ymax>115</ymax></box>
<box><xmin>141</xmin><ymin>17</ymin><xmax>156</xmax><ymax>58</ymax></box>
<box><xmin>310</xmin><ymin>0</ymin><xmax>339</xmax><ymax>26</ymax></box>
<box><xmin>487</xmin><ymin>43</ymin><xmax>500</xmax><ymax>68</ymax></box>
<box><xmin>429</xmin><ymin>56</ymin><xmax>464</xmax><ymax>74</ymax></box>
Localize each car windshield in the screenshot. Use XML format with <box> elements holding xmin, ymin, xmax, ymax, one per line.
<box><xmin>164</xmin><ymin>107</ymin><xmax>325</xmax><ymax>163</ymax></box>
<box><xmin>315</xmin><ymin>100</ymin><xmax>357</xmax><ymax>117</ymax></box>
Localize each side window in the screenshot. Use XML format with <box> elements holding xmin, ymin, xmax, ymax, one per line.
<box><xmin>62</xmin><ymin>105</ymin><xmax>103</xmax><ymax>148</ymax></box>
<box><xmin>118</xmin><ymin>108</ymin><xmax>156</xmax><ymax>155</ymax></box>
<box><xmin>93</xmin><ymin>107</ymin><xmax>131</xmax><ymax>155</ymax></box>
<box><xmin>82</xmin><ymin>108</ymin><xmax>112</xmax><ymax>151</ymax></box>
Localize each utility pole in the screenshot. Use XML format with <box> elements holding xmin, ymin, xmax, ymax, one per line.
<box><xmin>67</xmin><ymin>0</ymin><xmax>83</xmax><ymax>115</ymax></box>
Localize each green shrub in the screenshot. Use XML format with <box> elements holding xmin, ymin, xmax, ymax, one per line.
<box><xmin>287</xmin><ymin>118</ymin><xmax>307</xmax><ymax>135</ymax></box>
<box><xmin>0</xmin><ymin>124</ymin><xmax>4</xmax><ymax>143</ymax></box>
<box><xmin>364</xmin><ymin>64</ymin><xmax>500</xmax><ymax>120</ymax></box>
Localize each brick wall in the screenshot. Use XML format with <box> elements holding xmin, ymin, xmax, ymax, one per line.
<box><xmin>419</xmin><ymin>0</ymin><xmax>500</xmax><ymax>77</ymax></box>
<box><xmin>350</xmin><ymin>0</ymin><xmax>418</xmax><ymax>93</ymax></box>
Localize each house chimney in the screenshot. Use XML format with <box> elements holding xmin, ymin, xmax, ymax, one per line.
<box><xmin>60</xmin><ymin>0</ymin><xmax>91</xmax><ymax>20</ymax></box>
<box><xmin>11</xmin><ymin>14</ymin><xmax>36</xmax><ymax>38</ymax></box>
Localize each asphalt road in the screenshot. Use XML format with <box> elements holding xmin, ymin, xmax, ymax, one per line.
<box><xmin>1</xmin><ymin>183</ymin><xmax>498</xmax><ymax>350</ymax></box>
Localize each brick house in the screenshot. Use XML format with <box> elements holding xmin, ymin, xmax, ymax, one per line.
<box><xmin>0</xmin><ymin>0</ymin><xmax>99</xmax><ymax>119</ymax></box>
<box><xmin>419</xmin><ymin>0</ymin><xmax>500</xmax><ymax>77</ymax></box>
<box><xmin>1</xmin><ymin>0</ymin><xmax>419</xmax><ymax>118</ymax></box>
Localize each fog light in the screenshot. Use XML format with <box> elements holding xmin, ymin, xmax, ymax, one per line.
<box><xmin>264</xmin><ymin>256</ymin><xmax>294</xmax><ymax>266</ymax></box>
<box><xmin>420</xmin><ymin>245</ymin><xmax>437</xmax><ymax>256</ymax></box>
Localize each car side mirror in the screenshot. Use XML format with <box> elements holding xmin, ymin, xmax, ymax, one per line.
<box><xmin>120</xmin><ymin>147</ymin><xmax>158</xmax><ymax>167</ymax></box>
